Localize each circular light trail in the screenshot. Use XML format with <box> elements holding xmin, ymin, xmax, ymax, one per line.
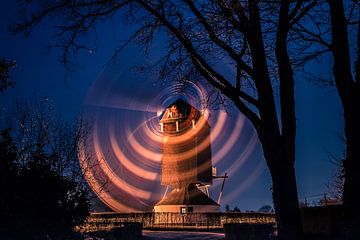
<box><xmin>80</xmin><ymin>72</ymin><xmax>265</xmax><ymax>212</ymax></box>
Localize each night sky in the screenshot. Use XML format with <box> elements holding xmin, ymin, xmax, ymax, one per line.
<box><xmin>0</xmin><ymin>2</ymin><xmax>345</xmax><ymax>211</ymax></box>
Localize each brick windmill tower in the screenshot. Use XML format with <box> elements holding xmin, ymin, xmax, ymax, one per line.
<box><xmin>154</xmin><ymin>99</ymin><xmax>220</xmax><ymax>213</ymax></box>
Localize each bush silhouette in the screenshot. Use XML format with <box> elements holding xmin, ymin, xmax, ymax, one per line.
<box><xmin>0</xmin><ymin>125</ymin><xmax>90</xmax><ymax>240</ymax></box>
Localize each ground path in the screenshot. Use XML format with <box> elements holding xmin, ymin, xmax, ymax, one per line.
<box><xmin>142</xmin><ymin>230</ymin><xmax>225</xmax><ymax>240</ymax></box>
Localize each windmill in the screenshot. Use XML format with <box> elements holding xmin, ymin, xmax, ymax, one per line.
<box><xmin>154</xmin><ymin>99</ymin><xmax>226</xmax><ymax>213</ymax></box>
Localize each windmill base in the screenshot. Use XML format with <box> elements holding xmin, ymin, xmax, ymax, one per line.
<box><xmin>154</xmin><ymin>184</ymin><xmax>220</xmax><ymax>214</ymax></box>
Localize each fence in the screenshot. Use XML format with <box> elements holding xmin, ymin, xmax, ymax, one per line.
<box><xmin>78</xmin><ymin>212</ymin><xmax>276</xmax><ymax>232</ymax></box>
<box><xmin>299</xmin><ymin>194</ymin><xmax>342</xmax><ymax>208</ymax></box>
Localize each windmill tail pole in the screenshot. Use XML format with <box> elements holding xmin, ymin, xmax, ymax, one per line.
<box><xmin>162</xmin><ymin>185</ymin><xmax>169</xmax><ymax>200</ymax></box>
<box><xmin>217</xmin><ymin>172</ymin><xmax>228</xmax><ymax>205</ymax></box>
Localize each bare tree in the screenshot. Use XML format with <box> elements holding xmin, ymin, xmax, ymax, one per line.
<box><xmin>326</xmin><ymin>1</ymin><xmax>360</xmax><ymax>238</ymax></box>
<box><xmin>10</xmin><ymin>1</ymin><xmax>321</xmax><ymax>238</ymax></box>
<box><xmin>3</xmin><ymin>97</ymin><xmax>106</xmax><ymax>208</ymax></box>
<box><xmin>289</xmin><ymin>1</ymin><xmax>359</xmax><ymax>237</ymax></box>
<box><xmin>327</xmin><ymin>158</ymin><xmax>344</xmax><ymax>202</ymax></box>
<box><xmin>0</xmin><ymin>98</ymin><xmax>94</xmax><ymax>239</ymax></box>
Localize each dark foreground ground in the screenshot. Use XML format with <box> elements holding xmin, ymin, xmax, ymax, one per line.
<box><xmin>84</xmin><ymin>230</ymin><xmax>338</xmax><ymax>240</ymax></box>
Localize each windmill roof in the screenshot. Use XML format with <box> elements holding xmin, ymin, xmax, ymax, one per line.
<box><xmin>155</xmin><ymin>184</ymin><xmax>219</xmax><ymax>206</ymax></box>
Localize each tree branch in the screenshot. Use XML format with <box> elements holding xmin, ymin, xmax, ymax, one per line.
<box><xmin>183</xmin><ymin>0</ymin><xmax>254</xmax><ymax>77</ymax></box>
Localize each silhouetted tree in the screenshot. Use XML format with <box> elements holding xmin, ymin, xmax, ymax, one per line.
<box><xmin>233</xmin><ymin>206</ymin><xmax>241</xmax><ymax>213</ymax></box>
<box><xmin>225</xmin><ymin>204</ymin><xmax>230</xmax><ymax>212</ymax></box>
<box><xmin>0</xmin><ymin>58</ymin><xmax>16</xmax><ymax>92</ymax></box>
<box><xmin>10</xmin><ymin>1</ymin><xmax>320</xmax><ymax>239</ymax></box>
<box><xmin>0</xmin><ymin>128</ymin><xmax>18</xmax><ymax>235</ymax></box>
<box><xmin>290</xmin><ymin>1</ymin><xmax>359</xmax><ymax>237</ymax></box>
<box><xmin>326</xmin><ymin>1</ymin><xmax>360</xmax><ymax>238</ymax></box>
<box><xmin>0</xmin><ymin>99</ymin><xmax>91</xmax><ymax>240</ymax></box>
<box><xmin>327</xmin><ymin>157</ymin><xmax>344</xmax><ymax>202</ymax></box>
<box><xmin>258</xmin><ymin>204</ymin><xmax>273</xmax><ymax>213</ymax></box>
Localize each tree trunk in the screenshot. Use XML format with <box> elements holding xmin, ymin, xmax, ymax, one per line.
<box><xmin>342</xmin><ymin>99</ymin><xmax>360</xmax><ymax>239</ymax></box>
<box><xmin>261</xmin><ymin>135</ymin><xmax>301</xmax><ymax>240</ymax></box>
<box><xmin>327</xmin><ymin>1</ymin><xmax>360</xmax><ymax>238</ymax></box>
<box><xmin>247</xmin><ymin>2</ymin><xmax>301</xmax><ymax>239</ymax></box>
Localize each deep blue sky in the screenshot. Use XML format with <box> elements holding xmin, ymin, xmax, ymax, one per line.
<box><xmin>0</xmin><ymin>2</ymin><xmax>345</xmax><ymax>211</ymax></box>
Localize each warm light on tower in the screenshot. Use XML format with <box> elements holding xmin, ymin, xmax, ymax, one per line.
<box><xmin>154</xmin><ymin>99</ymin><xmax>219</xmax><ymax>213</ymax></box>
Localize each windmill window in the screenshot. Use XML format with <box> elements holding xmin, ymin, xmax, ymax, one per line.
<box><xmin>180</xmin><ymin>207</ymin><xmax>186</xmax><ymax>214</ymax></box>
